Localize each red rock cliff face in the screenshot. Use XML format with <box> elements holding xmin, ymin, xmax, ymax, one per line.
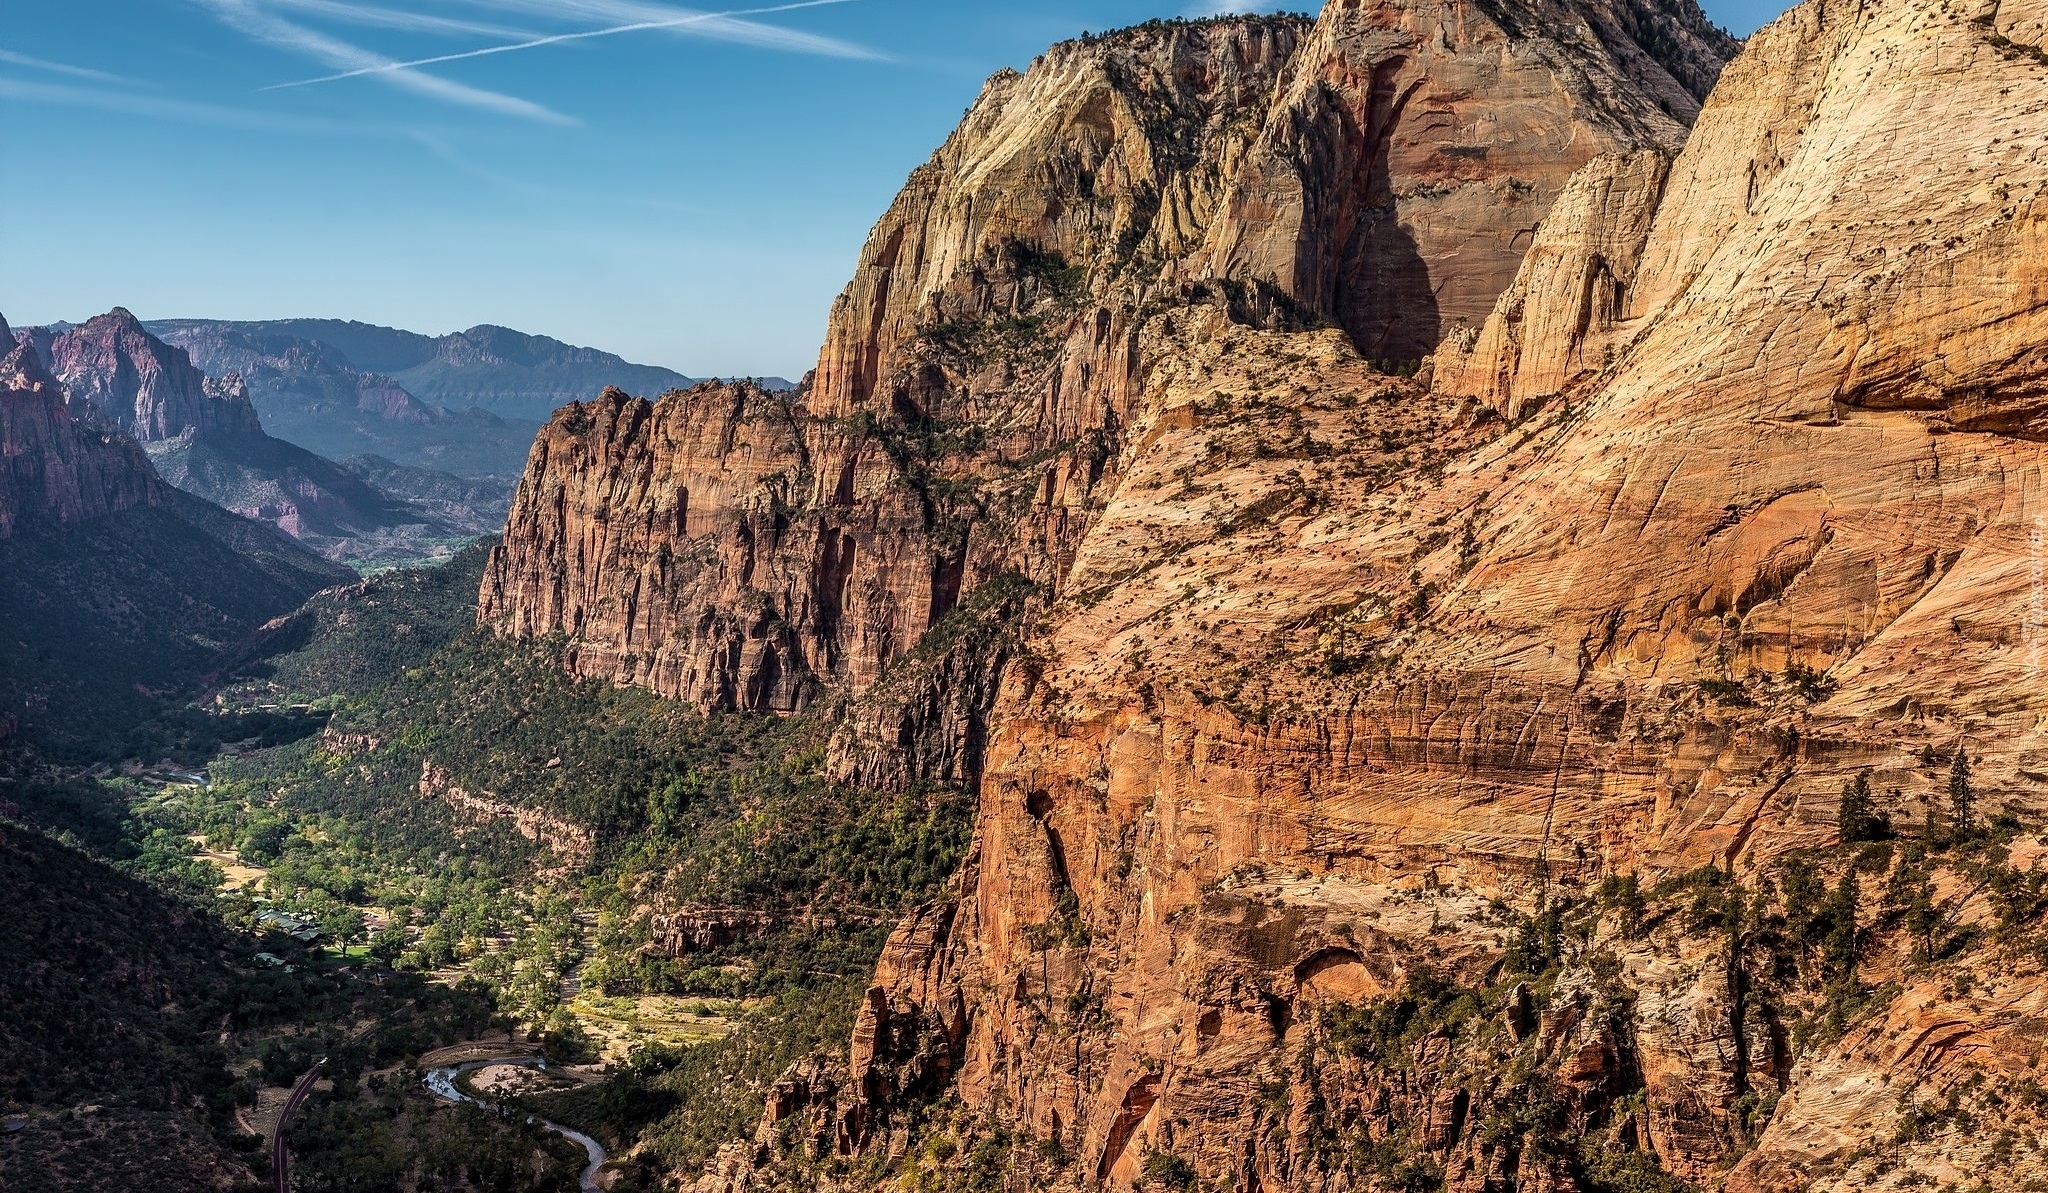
<box><xmin>480</xmin><ymin>382</ymin><xmax>826</xmax><ymax>713</ymax></box>
<box><xmin>1199</xmin><ymin>0</ymin><xmax>1733</xmax><ymax>359</ymax></box>
<box><xmin>484</xmin><ymin>3</ymin><xmax>1731</xmax><ymax>789</ymax></box>
<box><xmin>0</xmin><ymin>317</ymin><xmax>165</xmax><ymax>540</ymax></box>
<box><xmin>783</xmin><ymin>0</ymin><xmax>2048</xmax><ymax>1188</ymax></box>
<box><xmin>38</xmin><ymin>308</ymin><xmax>263</xmax><ymax>443</ymax></box>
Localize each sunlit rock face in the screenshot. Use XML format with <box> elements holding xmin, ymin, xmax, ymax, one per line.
<box><xmin>37</xmin><ymin>307</ymin><xmax>263</xmax><ymax>443</ymax></box>
<box><xmin>806</xmin><ymin>0</ymin><xmax>2048</xmax><ymax>1188</ymax></box>
<box><xmin>483</xmin><ymin>0</ymin><xmax>1726</xmax><ymax>792</ymax></box>
<box><xmin>0</xmin><ymin>316</ymin><xmax>165</xmax><ymax>540</ymax></box>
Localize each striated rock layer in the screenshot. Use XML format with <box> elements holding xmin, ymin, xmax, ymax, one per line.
<box><xmin>485</xmin><ymin>0</ymin><xmax>1730</xmax><ymax>789</ymax></box>
<box><xmin>484</xmin><ymin>0</ymin><xmax>2048</xmax><ymax>1186</ymax></box>
<box><xmin>0</xmin><ymin>314</ymin><xmax>165</xmax><ymax>539</ymax></box>
<box><xmin>788</xmin><ymin>0</ymin><xmax>2048</xmax><ymax>1189</ymax></box>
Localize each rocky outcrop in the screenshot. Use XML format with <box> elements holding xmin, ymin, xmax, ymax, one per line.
<box><xmin>418</xmin><ymin>760</ymin><xmax>595</xmax><ymax>869</ymax></box>
<box><xmin>0</xmin><ymin>318</ymin><xmax>164</xmax><ymax>539</ymax></box>
<box><xmin>481</xmin><ymin>383</ymin><xmax>824</xmax><ymax>713</ymax></box>
<box><xmin>1198</xmin><ymin>0</ymin><xmax>1732</xmax><ymax>360</ymax></box>
<box><xmin>650</xmin><ymin>907</ymin><xmax>778</xmax><ymax>957</ymax></box>
<box><xmin>789</xmin><ymin>0</ymin><xmax>2048</xmax><ymax>1187</ymax></box>
<box><xmin>39</xmin><ymin>308</ymin><xmax>262</xmax><ymax>443</ymax></box>
<box><xmin>486</xmin><ymin>2</ymin><xmax>1736</xmax><ymax>790</ymax></box>
<box><xmin>1433</xmin><ymin>148</ymin><xmax>1673</xmax><ymax>417</ymax></box>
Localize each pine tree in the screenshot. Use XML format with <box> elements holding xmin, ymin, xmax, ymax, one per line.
<box><xmin>1908</xmin><ymin>878</ymin><xmax>1941</xmax><ymax>961</ymax></box>
<box><xmin>1837</xmin><ymin>771</ymin><xmax>1886</xmax><ymax>843</ymax></box>
<box><xmin>1949</xmin><ymin>749</ymin><xmax>1974</xmax><ymax>840</ymax></box>
<box><xmin>1824</xmin><ymin>871</ymin><xmax>1859</xmax><ymax>988</ymax></box>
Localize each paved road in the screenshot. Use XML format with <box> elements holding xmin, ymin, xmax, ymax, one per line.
<box><xmin>424</xmin><ymin>1057</ymin><xmax>606</xmax><ymax>1193</ymax></box>
<box><xmin>272</xmin><ymin>1060</ymin><xmax>325</xmax><ymax>1193</ymax></box>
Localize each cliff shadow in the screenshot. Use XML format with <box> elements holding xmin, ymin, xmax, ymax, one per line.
<box><xmin>1336</xmin><ymin>149</ymin><xmax>1441</xmax><ymax>366</ymax></box>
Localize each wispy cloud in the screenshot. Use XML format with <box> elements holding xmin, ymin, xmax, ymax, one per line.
<box><xmin>194</xmin><ymin>0</ymin><xmax>576</xmax><ymax>124</ymax></box>
<box><xmin>258</xmin><ymin>0</ymin><xmax>535</xmax><ymax>39</ymax></box>
<box><xmin>0</xmin><ymin>48</ymin><xmax>128</xmax><ymax>83</ymax></box>
<box><xmin>263</xmin><ymin>0</ymin><xmax>872</xmax><ymax>93</ymax></box>
<box><xmin>447</xmin><ymin>0</ymin><xmax>878</xmax><ymax>60</ymax></box>
<box><xmin>0</xmin><ymin>73</ymin><xmax>359</xmax><ymax>133</ymax></box>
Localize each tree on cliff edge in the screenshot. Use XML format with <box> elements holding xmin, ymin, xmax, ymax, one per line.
<box><xmin>1949</xmin><ymin>749</ymin><xmax>1974</xmax><ymax>840</ymax></box>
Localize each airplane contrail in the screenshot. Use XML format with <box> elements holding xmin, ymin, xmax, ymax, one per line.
<box><xmin>260</xmin><ymin>0</ymin><xmax>867</xmax><ymax>91</ymax></box>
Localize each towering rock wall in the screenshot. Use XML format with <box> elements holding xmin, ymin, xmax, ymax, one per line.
<box><xmin>0</xmin><ymin>317</ymin><xmax>165</xmax><ymax>540</ymax></box>
<box><xmin>484</xmin><ymin>1</ymin><xmax>1734</xmax><ymax>788</ymax></box>
<box><xmin>488</xmin><ymin>17</ymin><xmax>1314</xmax><ymax>786</ymax></box>
<box><xmin>37</xmin><ymin>308</ymin><xmax>263</xmax><ymax>443</ymax></box>
<box><xmin>1431</xmin><ymin>148</ymin><xmax>1673</xmax><ymax>416</ymax></box>
<box><xmin>1199</xmin><ymin>0</ymin><xmax>1730</xmax><ymax>360</ymax></box>
<box><xmin>481</xmin><ymin>382</ymin><xmax>823</xmax><ymax>712</ymax></box>
<box><xmin>784</xmin><ymin>0</ymin><xmax>2048</xmax><ymax>1189</ymax></box>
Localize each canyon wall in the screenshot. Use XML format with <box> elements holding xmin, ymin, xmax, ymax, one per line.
<box><xmin>484</xmin><ymin>1</ymin><xmax>1730</xmax><ymax>789</ymax></box>
<box><xmin>797</xmin><ymin>0</ymin><xmax>2048</xmax><ymax>1189</ymax></box>
<box><xmin>0</xmin><ymin>315</ymin><xmax>165</xmax><ymax>539</ymax></box>
<box><xmin>35</xmin><ymin>308</ymin><xmax>263</xmax><ymax>443</ymax></box>
<box><xmin>478</xmin><ymin>0</ymin><xmax>2048</xmax><ymax>1186</ymax></box>
<box><xmin>1198</xmin><ymin>0</ymin><xmax>1730</xmax><ymax>359</ymax></box>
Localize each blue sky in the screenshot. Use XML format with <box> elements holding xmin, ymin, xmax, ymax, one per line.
<box><xmin>1</xmin><ymin>0</ymin><xmax>1785</xmax><ymax>379</ymax></box>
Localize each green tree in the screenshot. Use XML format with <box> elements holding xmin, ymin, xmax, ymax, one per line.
<box><xmin>1949</xmin><ymin>749</ymin><xmax>1974</xmax><ymax>840</ymax></box>
<box><xmin>1838</xmin><ymin>771</ymin><xmax>1888</xmax><ymax>843</ymax></box>
<box><xmin>368</xmin><ymin>924</ymin><xmax>408</xmax><ymax>967</ymax></box>
<box><xmin>1598</xmin><ymin>872</ymin><xmax>1646</xmax><ymax>939</ymax></box>
<box><xmin>1823</xmin><ymin>871</ymin><xmax>1858</xmax><ymax>988</ymax></box>
<box><xmin>1907</xmin><ymin>877</ymin><xmax>1941</xmax><ymax>961</ymax></box>
<box><xmin>323</xmin><ymin>906</ymin><xmax>367</xmax><ymax>950</ymax></box>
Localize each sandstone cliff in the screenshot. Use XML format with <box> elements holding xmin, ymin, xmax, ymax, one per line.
<box><xmin>1197</xmin><ymin>0</ymin><xmax>1730</xmax><ymax>360</ymax></box>
<box><xmin>673</xmin><ymin>0</ymin><xmax>2048</xmax><ymax>1189</ymax></box>
<box><xmin>482</xmin><ymin>382</ymin><xmax>823</xmax><ymax>712</ymax></box>
<box><xmin>39</xmin><ymin>311</ymin><xmax>478</xmax><ymax>566</ymax></box>
<box><xmin>485</xmin><ymin>1</ymin><xmax>1733</xmax><ymax>791</ymax></box>
<box><xmin>0</xmin><ymin>315</ymin><xmax>165</xmax><ymax>539</ymax></box>
<box><xmin>37</xmin><ymin>307</ymin><xmax>263</xmax><ymax>442</ymax></box>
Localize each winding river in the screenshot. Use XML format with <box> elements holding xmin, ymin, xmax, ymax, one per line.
<box><xmin>423</xmin><ymin>1058</ymin><xmax>607</xmax><ymax>1192</ymax></box>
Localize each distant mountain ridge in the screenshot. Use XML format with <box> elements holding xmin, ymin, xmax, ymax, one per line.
<box><xmin>25</xmin><ymin>311</ymin><xmax>486</xmax><ymax>569</ymax></box>
<box><xmin>149</xmin><ymin>319</ymin><xmax>540</xmax><ymax>479</ymax></box>
<box><xmin>0</xmin><ymin>310</ymin><xmax>352</xmax><ymax>755</ymax></box>
<box><xmin>148</xmin><ymin>317</ymin><xmax>793</xmax><ymax>425</ymax></box>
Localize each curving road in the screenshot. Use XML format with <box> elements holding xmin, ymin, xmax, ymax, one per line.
<box><xmin>423</xmin><ymin>1057</ymin><xmax>606</xmax><ymax>1193</ymax></box>
<box><xmin>273</xmin><ymin>1060</ymin><xmax>325</xmax><ymax>1193</ymax></box>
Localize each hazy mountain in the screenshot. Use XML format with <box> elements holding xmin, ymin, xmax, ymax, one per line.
<box><xmin>149</xmin><ymin>319</ymin><xmax>541</xmax><ymax>478</ymax></box>
<box><xmin>0</xmin><ymin>316</ymin><xmax>352</xmax><ymax>756</ymax></box>
<box><xmin>35</xmin><ymin>312</ymin><xmax>488</xmax><ymax>569</ymax></box>
<box><xmin>150</xmin><ymin>317</ymin><xmax>791</xmax><ymax>428</ymax></box>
